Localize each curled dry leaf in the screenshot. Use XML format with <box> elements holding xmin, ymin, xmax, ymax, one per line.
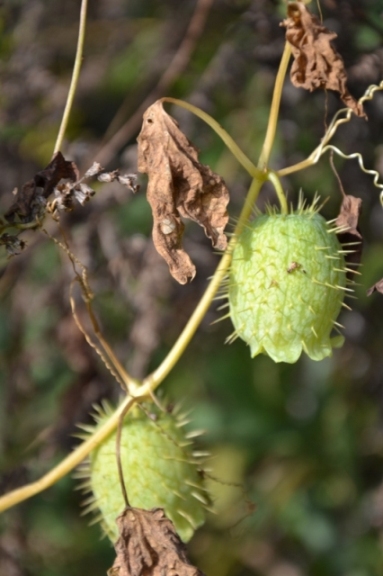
<box><xmin>281</xmin><ymin>2</ymin><xmax>365</xmax><ymax>117</ymax></box>
<box><xmin>367</xmin><ymin>279</ymin><xmax>383</xmax><ymax>297</ymax></box>
<box><xmin>4</xmin><ymin>153</ymin><xmax>139</xmax><ymax>224</ymax></box>
<box><xmin>335</xmin><ymin>194</ymin><xmax>363</xmax><ymax>277</ymax></box>
<box><xmin>52</xmin><ymin>166</ymin><xmax>138</xmax><ymax>212</ymax></box>
<box><xmin>0</xmin><ymin>233</ymin><xmax>26</xmax><ymax>257</ymax></box>
<box><xmin>97</xmin><ymin>169</ymin><xmax>139</xmax><ymax>193</ymax></box>
<box><xmin>137</xmin><ymin>100</ymin><xmax>230</xmax><ymax>284</ymax></box>
<box><xmin>335</xmin><ymin>195</ymin><xmax>362</xmax><ymax>240</ymax></box>
<box><xmin>5</xmin><ymin>152</ymin><xmax>79</xmax><ymax>223</ymax></box>
<box><xmin>108</xmin><ymin>507</ymin><xmax>206</xmax><ymax>576</ymax></box>
<box><xmin>84</xmin><ymin>161</ymin><xmax>104</xmax><ymax>179</ymax></box>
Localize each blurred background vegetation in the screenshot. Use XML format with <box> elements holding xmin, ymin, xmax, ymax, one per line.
<box><xmin>1</xmin><ymin>0</ymin><xmax>383</xmax><ymax>575</ymax></box>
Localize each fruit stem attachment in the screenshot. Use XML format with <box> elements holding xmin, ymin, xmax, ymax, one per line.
<box><xmin>53</xmin><ymin>0</ymin><xmax>88</xmax><ymax>154</ymax></box>
<box><xmin>267</xmin><ymin>171</ymin><xmax>288</xmax><ymax>214</ymax></box>
<box><xmin>258</xmin><ymin>41</ymin><xmax>291</xmax><ymax>170</ymax></box>
<box><xmin>116</xmin><ymin>411</ymin><xmax>130</xmax><ymax>507</ymax></box>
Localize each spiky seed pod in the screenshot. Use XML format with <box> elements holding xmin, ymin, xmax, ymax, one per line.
<box><xmin>78</xmin><ymin>404</ymin><xmax>208</xmax><ymax>543</ymax></box>
<box><xmin>228</xmin><ymin>202</ymin><xmax>350</xmax><ymax>363</ymax></box>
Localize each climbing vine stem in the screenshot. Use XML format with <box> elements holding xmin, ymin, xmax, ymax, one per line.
<box><xmin>139</xmin><ymin>174</ymin><xmax>267</xmax><ymax>395</ymax></box>
<box><xmin>258</xmin><ymin>41</ymin><xmax>291</xmax><ymax>170</ymax></box>
<box><xmin>53</xmin><ymin>0</ymin><xmax>88</xmax><ymax>154</ymax></box>
<box><xmin>0</xmin><ymin>6</ymin><xmax>294</xmax><ymax>512</ymax></box>
<box><xmin>0</xmin><ymin>395</ymin><xmax>135</xmax><ymax>513</ymax></box>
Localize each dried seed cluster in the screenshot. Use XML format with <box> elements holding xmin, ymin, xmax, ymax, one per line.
<box><xmin>227</xmin><ymin>201</ymin><xmax>351</xmax><ymax>363</ymax></box>
<box><xmin>77</xmin><ymin>404</ymin><xmax>208</xmax><ymax>543</ymax></box>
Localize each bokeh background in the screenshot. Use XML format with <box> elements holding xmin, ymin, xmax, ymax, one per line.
<box><xmin>1</xmin><ymin>1</ymin><xmax>383</xmax><ymax>575</ymax></box>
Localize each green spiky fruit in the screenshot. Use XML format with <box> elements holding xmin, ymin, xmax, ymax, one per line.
<box><xmin>228</xmin><ymin>203</ymin><xmax>349</xmax><ymax>363</ymax></box>
<box><xmin>80</xmin><ymin>404</ymin><xmax>208</xmax><ymax>543</ymax></box>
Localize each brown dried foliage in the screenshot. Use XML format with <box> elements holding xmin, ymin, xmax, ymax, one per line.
<box><xmin>335</xmin><ymin>195</ymin><xmax>362</xmax><ymax>241</ymax></box>
<box><xmin>137</xmin><ymin>100</ymin><xmax>229</xmax><ymax>284</ymax></box>
<box><xmin>281</xmin><ymin>2</ymin><xmax>365</xmax><ymax>117</ymax></box>
<box><xmin>335</xmin><ymin>194</ymin><xmax>362</xmax><ymax>278</ymax></box>
<box><xmin>108</xmin><ymin>508</ymin><xmax>206</xmax><ymax>576</ymax></box>
<box><xmin>5</xmin><ymin>152</ymin><xmax>79</xmax><ymax>223</ymax></box>
<box><xmin>367</xmin><ymin>279</ymin><xmax>383</xmax><ymax>297</ymax></box>
<box><xmin>0</xmin><ymin>233</ymin><xmax>26</xmax><ymax>256</ymax></box>
<box><xmin>2</xmin><ymin>154</ymin><xmax>138</xmax><ymax>251</ymax></box>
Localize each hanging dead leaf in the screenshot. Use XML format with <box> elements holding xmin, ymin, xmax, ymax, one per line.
<box><xmin>367</xmin><ymin>279</ymin><xmax>383</xmax><ymax>297</ymax></box>
<box><xmin>108</xmin><ymin>507</ymin><xmax>206</xmax><ymax>576</ymax></box>
<box><xmin>137</xmin><ymin>100</ymin><xmax>230</xmax><ymax>284</ymax></box>
<box><xmin>281</xmin><ymin>2</ymin><xmax>365</xmax><ymax>117</ymax></box>
<box><xmin>335</xmin><ymin>194</ymin><xmax>363</xmax><ymax>277</ymax></box>
<box><xmin>335</xmin><ymin>195</ymin><xmax>362</xmax><ymax>239</ymax></box>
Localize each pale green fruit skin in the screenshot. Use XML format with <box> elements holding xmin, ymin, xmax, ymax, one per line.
<box><xmin>229</xmin><ymin>211</ymin><xmax>347</xmax><ymax>363</ymax></box>
<box><xmin>90</xmin><ymin>407</ymin><xmax>206</xmax><ymax>543</ymax></box>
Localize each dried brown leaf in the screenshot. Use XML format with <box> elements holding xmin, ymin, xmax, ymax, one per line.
<box><xmin>281</xmin><ymin>2</ymin><xmax>365</xmax><ymax>117</ymax></box>
<box><xmin>367</xmin><ymin>279</ymin><xmax>383</xmax><ymax>297</ymax></box>
<box><xmin>137</xmin><ymin>100</ymin><xmax>229</xmax><ymax>284</ymax></box>
<box><xmin>335</xmin><ymin>195</ymin><xmax>362</xmax><ymax>239</ymax></box>
<box><xmin>97</xmin><ymin>170</ymin><xmax>139</xmax><ymax>193</ymax></box>
<box><xmin>335</xmin><ymin>194</ymin><xmax>363</xmax><ymax>276</ymax></box>
<box><xmin>0</xmin><ymin>234</ymin><xmax>26</xmax><ymax>257</ymax></box>
<box><xmin>5</xmin><ymin>151</ymin><xmax>79</xmax><ymax>223</ymax></box>
<box><xmin>108</xmin><ymin>507</ymin><xmax>206</xmax><ymax>576</ymax></box>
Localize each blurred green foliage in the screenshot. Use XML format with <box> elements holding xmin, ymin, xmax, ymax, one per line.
<box><xmin>1</xmin><ymin>1</ymin><xmax>383</xmax><ymax>575</ymax></box>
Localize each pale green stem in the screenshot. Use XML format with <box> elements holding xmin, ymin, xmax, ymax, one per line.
<box><xmin>267</xmin><ymin>171</ymin><xmax>288</xmax><ymax>214</ymax></box>
<box><xmin>277</xmin><ymin>108</ymin><xmax>352</xmax><ymax>177</ymax></box>
<box><xmin>1</xmin><ymin>15</ymin><xmax>294</xmax><ymax>511</ymax></box>
<box><xmin>139</xmin><ymin>175</ymin><xmax>266</xmax><ymax>395</ymax></box>
<box><xmin>258</xmin><ymin>42</ymin><xmax>291</xmax><ymax>170</ymax></box>
<box><xmin>277</xmin><ymin>112</ymin><xmax>355</xmax><ymax>178</ymax></box>
<box><xmin>277</xmin><ymin>157</ymin><xmax>315</xmax><ymax>177</ymax></box>
<box><xmin>138</xmin><ymin>41</ymin><xmax>292</xmax><ymax>395</ymax></box>
<box><xmin>0</xmin><ymin>176</ymin><xmax>266</xmax><ymax>514</ymax></box>
<box><xmin>277</xmin><ymin>81</ymin><xmax>383</xmax><ymax>178</ymax></box>
<box><xmin>0</xmin><ymin>395</ymin><xmax>135</xmax><ymax>513</ymax></box>
<box><xmin>163</xmin><ymin>97</ymin><xmax>262</xmax><ymax>179</ymax></box>
<box><xmin>53</xmin><ymin>0</ymin><xmax>88</xmax><ymax>154</ymax></box>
